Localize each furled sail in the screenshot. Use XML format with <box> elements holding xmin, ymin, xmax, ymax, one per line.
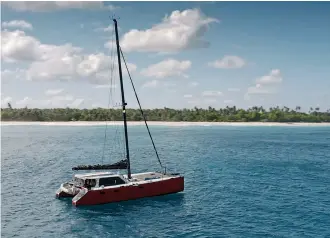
<box><xmin>72</xmin><ymin>159</ymin><xmax>128</xmax><ymax>170</ymax></box>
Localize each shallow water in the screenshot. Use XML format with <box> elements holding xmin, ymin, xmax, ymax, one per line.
<box><xmin>1</xmin><ymin>125</ymin><xmax>330</xmax><ymax>237</ymax></box>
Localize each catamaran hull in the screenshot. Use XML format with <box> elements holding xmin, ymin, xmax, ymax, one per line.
<box><xmin>72</xmin><ymin>176</ymin><xmax>184</xmax><ymax>206</ymax></box>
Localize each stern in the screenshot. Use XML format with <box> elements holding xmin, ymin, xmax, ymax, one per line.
<box><xmin>56</xmin><ymin>182</ymin><xmax>81</xmax><ymax>198</ymax></box>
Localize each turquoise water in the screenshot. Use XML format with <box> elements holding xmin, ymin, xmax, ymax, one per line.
<box><xmin>1</xmin><ymin>125</ymin><xmax>330</xmax><ymax>238</ymax></box>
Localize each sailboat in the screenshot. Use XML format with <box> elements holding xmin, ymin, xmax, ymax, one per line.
<box><xmin>55</xmin><ymin>18</ymin><xmax>184</xmax><ymax>206</ymax></box>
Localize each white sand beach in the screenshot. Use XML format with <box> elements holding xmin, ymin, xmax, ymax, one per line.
<box><xmin>1</xmin><ymin>121</ymin><xmax>330</xmax><ymax>127</ymax></box>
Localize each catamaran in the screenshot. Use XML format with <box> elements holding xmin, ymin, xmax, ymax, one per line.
<box><xmin>55</xmin><ymin>18</ymin><xmax>184</xmax><ymax>206</ymax></box>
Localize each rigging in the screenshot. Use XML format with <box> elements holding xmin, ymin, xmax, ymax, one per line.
<box><xmin>119</xmin><ymin>47</ymin><xmax>166</xmax><ymax>173</ymax></box>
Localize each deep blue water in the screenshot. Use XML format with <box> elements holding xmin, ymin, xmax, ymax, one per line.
<box><xmin>1</xmin><ymin>125</ymin><xmax>330</xmax><ymax>238</ymax></box>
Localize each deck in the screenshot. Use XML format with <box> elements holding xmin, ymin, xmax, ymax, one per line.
<box><xmin>130</xmin><ymin>172</ymin><xmax>177</xmax><ymax>182</ymax></box>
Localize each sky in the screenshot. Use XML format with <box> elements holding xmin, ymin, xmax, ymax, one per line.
<box><xmin>1</xmin><ymin>1</ymin><xmax>330</xmax><ymax>111</ymax></box>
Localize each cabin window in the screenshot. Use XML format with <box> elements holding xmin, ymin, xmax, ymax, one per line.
<box><xmin>85</xmin><ymin>179</ymin><xmax>96</xmax><ymax>188</ymax></box>
<box><xmin>99</xmin><ymin>177</ymin><xmax>126</xmax><ymax>187</ymax></box>
<box><xmin>73</xmin><ymin>178</ymin><xmax>84</xmax><ymax>187</ymax></box>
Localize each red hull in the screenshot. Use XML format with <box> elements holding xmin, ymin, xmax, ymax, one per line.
<box><xmin>73</xmin><ymin>176</ymin><xmax>184</xmax><ymax>206</ymax></box>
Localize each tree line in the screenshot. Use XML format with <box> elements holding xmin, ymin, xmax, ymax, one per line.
<box><xmin>1</xmin><ymin>103</ymin><xmax>330</xmax><ymax>122</ymax></box>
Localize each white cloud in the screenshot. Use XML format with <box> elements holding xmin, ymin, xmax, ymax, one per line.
<box><xmin>245</xmin><ymin>69</ymin><xmax>283</xmax><ymax>99</ymax></box>
<box><xmin>26</xmin><ymin>51</ymin><xmax>136</xmax><ymax>84</ymax></box>
<box><xmin>1</xmin><ymin>30</ymin><xmax>82</xmax><ymax>62</ymax></box>
<box><xmin>118</xmin><ymin>8</ymin><xmax>219</xmax><ymax>53</ymax></box>
<box><xmin>93</xmin><ymin>85</ymin><xmax>117</xmax><ymax>89</ymax></box>
<box><xmin>15</xmin><ymin>97</ymin><xmax>33</xmax><ymax>107</ymax></box>
<box><xmin>103</xmin><ymin>26</ymin><xmax>113</xmax><ymax>32</ymax></box>
<box><xmin>142</xmin><ymin>80</ymin><xmax>159</xmax><ymax>88</ymax></box>
<box><xmin>203</xmin><ymin>98</ymin><xmax>217</xmax><ymax>104</ymax></box>
<box><xmin>1</xmin><ymin>68</ymin><xmax>26</xmax><ymax>81</ymax></box>
<box><xmin>76</xmin><ymin>53</ymin><xmax>110</xmax><ymax>77</ymax></box>
<box><xmin>67</xmin><ymin>99</ymin><xmax>85</xmax><ymax>108</ymax></box>
<box><xmin>45</xmin><ymin>89</ymin><xmax>64</xmax><ymax>96</ymax></box>
<box><xmin>52</xmin><ymin>95</ymin><xmax>74</xmax><ymax>102</ymax></box>
<box><xmin>228</xmin><ymin>88</ymin><xmax>240</xmax><ymax>92</ymax></box>
<box><xmin>190</xmin><ymin>82</ymin><xmax>199</xmax><ymax>87</ymax></box>
<box><xmin>76</xmin><ymin>53</ymin><xmax>136</xmax><ymax>80</ymax></box>
<box><xmin>1</xmin><ymin>29</ymin><xmax>136</xmax><ymax>85</ymax></box>
<box><xmin>163</xmin><ymin>82</ymin><xmax>177</xmax><ymax>87</ymax></box>
<box><xmin>47</xmin><ymin>94</ymin><xmax>80</xmax><ymax>108</ymax></box>
<box><xmin>2</xmin><ymin>30</ymin><xmax>44</xmax><ymax>62</ymax></box>
<box><xmin>11</xmin><ymin>95</ymin><xmax>87</xmax><ymax>108</ymax></box>
<box><xmin>208</xmin><ymin>55</ymin><xmax>246</xmax><ymax>69</ymax></box>
<box><xmin>187</xmin><ymin>99</ymin><xmax>200</xmax><ymax>105</ymax></box>
<box><xmin>224</xmin><ymin>99</ymin><xmax>234</xmax><ymax>104</ymax></box>
<box><xmin>26</xmin><ymin>53</ymin><xmax>81</xmax><ymax>81</ymax></box>
<box><xmin>141</xmin><ymin>59</ymin><xmax>191</xmax><ymax>79</ymax></box>
<box><xmin>256</xmin><ymin>69</ymin><xmax>282</xmax><ymax>84</ymax></box>
<box><xmin>202</xmin><ymin>91</ymin><xmax>223</xmax><ymax>97</ymax></box>
<box><xmin>14</xmin><ymin>97</ymin><xmax>56</xmax><ymax>108</ymax></box>
<box><xmin>3</xmin><ymin>1</ymin><xmax>117</xmax><ymax>12</ymax></box>
<box><xmin>246</xmin><ymin>85</ymin><xmax>273</xmax><ymax>95</ymax></box>
<box><xmin>2</xmin><ymin>20</ymin><xmax>33</xmax><ymax>30</ymax></box>
<box><xmin>183</xmin><ymin>94</ymin><xmax>193</xmax><ymax>98</ymax></box>
<box><xmin>95</xmin><ymin>25</ymin><xmax>114</xmax><ymax>33</ymax></box>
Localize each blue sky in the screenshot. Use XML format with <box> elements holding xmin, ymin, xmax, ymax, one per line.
<box><xmin>1</xmin><ymin>1</ymin><xmax>330</xmax><ymax>111</ymax></box>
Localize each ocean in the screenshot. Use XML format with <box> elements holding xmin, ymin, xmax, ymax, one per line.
<box><xmin>1</xmin><ymin>125</ymin><xmax>330</xmax><ymax>238</ymax></box>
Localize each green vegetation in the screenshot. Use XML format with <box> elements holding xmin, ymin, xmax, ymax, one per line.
<box><xmin>1</xmin><ymin>103</ymin><xmax>330</xmax><ymax>122</ymax></box>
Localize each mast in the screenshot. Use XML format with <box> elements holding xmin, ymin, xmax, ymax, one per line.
<box><xmin>113</xmin><ymin>18</ymin><xmax>131</xmax><ymax>179</ymax></box>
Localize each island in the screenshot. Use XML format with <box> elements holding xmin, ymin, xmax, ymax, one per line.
<box><xmin>1</xmin><ymin>103</ymin><xmax>329</xmax><ymax>123</ymax></box>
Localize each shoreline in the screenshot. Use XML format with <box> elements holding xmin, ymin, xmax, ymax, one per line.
<box><xmin>1</xmin><ymin>121</ymin><xmax>330</xmax><ymax>127</ymax></box>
